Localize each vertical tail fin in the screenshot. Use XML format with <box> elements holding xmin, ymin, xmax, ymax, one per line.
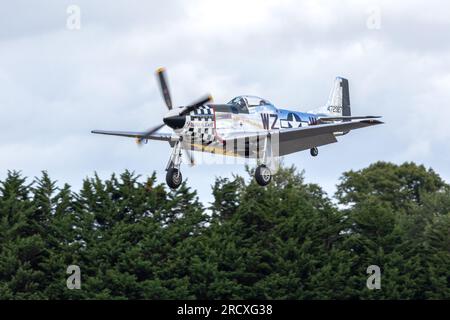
<box><xmin>325</xmin><ymin>77</ymin><xmax>351</xmax><ymax>117</ymax></box>
<box><xmin>310</xmin><ymin>77</ymin><xmax>351</xmax><ymax>118</ymax></box>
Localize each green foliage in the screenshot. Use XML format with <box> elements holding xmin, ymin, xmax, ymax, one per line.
<box><xmin>0</xmin><ymin>162</ymin><xmax>448</xmax><ymax>299</ymax></box>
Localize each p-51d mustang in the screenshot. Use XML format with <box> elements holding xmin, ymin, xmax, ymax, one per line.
<box><xmin>92</xmin><ymin>68</ymin><xmax>383</xmax><ymax>189</ymax></box>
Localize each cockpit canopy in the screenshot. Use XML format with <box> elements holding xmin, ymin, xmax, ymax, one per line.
<box><xmin>228</xmin><ymin>95</ymin><xmax>272</xmax><ymax>108</ymax></box>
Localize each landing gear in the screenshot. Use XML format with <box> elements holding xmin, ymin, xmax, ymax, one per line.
<box><xmin>310</xmin><ymin>147</ymin><xmax>318</xmax><ymax>157</ymax></box>
<box><xmin>254</xmin><ymin>133</ymin><xmax>276</xmax><ymax>186</ymax></box>
<box><xmin>166</xmin><ymin>168</ymin><xmax>182</xmax><ymax>189</ymax></box>
<box><xmin>165</xmin><ymin>140</ymin><xmax>183</xmax><ymax>189</ymax></box>
<box><xmin>255</xmin><ymin>165</ymin><xmax>272</xmax><ymax>186</ymax></box>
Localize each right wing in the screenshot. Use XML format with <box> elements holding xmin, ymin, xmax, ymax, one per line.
<box><xmin>274</xmin><ymin>119</ymin><xmax>383</xmax><ymax>155</ymax></box>
<box><xmin>318</xmin><ymin>115</ymin><xmax>381</xmax><ymax>122</ymax></box>
<box><xmin>91</xmin><ymin>130</ymin><xmax>172</xmax><ymax>142</ymax></box>
<box><xmin>215</xmin><ymin>119</ymin><xmax>383</xmax><ymax>157</ymax></box>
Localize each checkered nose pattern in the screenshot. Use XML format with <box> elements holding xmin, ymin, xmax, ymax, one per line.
<box><xmin>185</xmin><ymin>106</ymin><xmax>215</xmax><ymax>144</ymax></box>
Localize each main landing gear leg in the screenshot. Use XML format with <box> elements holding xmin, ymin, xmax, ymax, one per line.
<box><xmin>166</xmin><ymin>141</ymin><xmax>183</xmax><ymax>189</ymax></box>
<box><xmin>254</xmin><ymin>134</ymin><xmax>274</xmax><ymax>187</ymax></box>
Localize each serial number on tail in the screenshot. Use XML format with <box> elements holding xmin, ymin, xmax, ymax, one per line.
<box><xmin>327</xmin><ymin>106</ymin><xmax>342</xmax><ymax>113</ymax></box>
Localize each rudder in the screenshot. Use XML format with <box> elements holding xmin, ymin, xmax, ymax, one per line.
<box><xmin>325</xmin><ymin>77</ymin><xmax>351</xmax><ymax>117</ymax></box>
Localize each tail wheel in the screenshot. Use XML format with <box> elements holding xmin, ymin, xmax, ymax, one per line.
<box><xmin>166</xmin><ymin>168</ymin><xmax>182</xmax><ymax>189</ymax></box>
<box><xmin>310</xmin><ymin>147</ymin><xmax>318</xmax><ymax>157</ymax></box>
<box><xmin>255</xmin><ymin>165</ymin><xmax>272</xmax><ymax>186</ymax></box>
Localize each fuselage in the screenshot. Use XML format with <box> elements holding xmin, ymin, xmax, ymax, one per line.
<box><xmin>178</xmin><ymin>95</ymin><xmax>320</xmax><ymax>145</ymax></box>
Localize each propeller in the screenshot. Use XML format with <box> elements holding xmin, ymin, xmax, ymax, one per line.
<box><xmin>180</xmin><ymin>94</ymin><xmax>213</xmax><ymax>116</ymax></box>
<box><xmin>183</xmin><ymin>147</ymin><xmax>196</xmax><ymax>167</ymax></box>
<box><xmin>137</xmin><ymin>67</ymin><xmax>213</xmax><ymax>163</ymax></box>
<box><xmin>136</xmin><ymin>123</ymin><xmax>165</xmax><ymax>146</ymax></box>
<box><xmin>156</xmin><ymin>67</ymin><xmax>173</xmax><ymax>110</ymax></box>
<box><xmin>157</xmin><ymin>67</ymin><xmax>213</xmax><ymax>117</ymax></box>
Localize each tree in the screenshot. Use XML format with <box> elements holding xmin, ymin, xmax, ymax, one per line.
<box><xmin>336</xmin><ymin>162</ymin><xmax>447</xmax><ymax>211</ymax></box>
<box><xmin>0</xmin><ymin>162</ymin><xmax>448</xmax><ymax>300</ymax></box>
<box><xmin>336</xmin><ymin>162</ymin><xmax>450</xmax><ymax>299</ymax></box>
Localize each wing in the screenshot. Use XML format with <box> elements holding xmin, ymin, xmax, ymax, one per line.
<box><xmin>318</xmin><ymin>115</ymin><xmax>381</xmax><ymax>122</ymax></box>
<box><xmin>91</xmin><ymin>130</ymin><xmax>171</xmax><ymax>142</ymax></box>
<box><xmin>215</xmin><ymin>119</ymin><xmax>383</xmax><ymax>157</ymax></box>
<box><xmin>275</xmin><ymin>119</ymin><xmax>383</xmax><ymax>155</ymax></box>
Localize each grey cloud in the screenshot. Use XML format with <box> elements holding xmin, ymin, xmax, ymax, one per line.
<box><xmin>1</xmin><ymin>0</ymin><xmax>449</xmax><ymax>202</ymax></box>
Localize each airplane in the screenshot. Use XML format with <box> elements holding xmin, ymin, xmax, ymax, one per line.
<box><xmin>92</xmin><ymin>68</ymin><xmax>383</xmax><ymax>189</ymax></box>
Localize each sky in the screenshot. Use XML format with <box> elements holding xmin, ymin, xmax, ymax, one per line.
<box><xmin>1</xmin><ymin>0</ymin><xmax>449</xmax><ymax>205</ymax></box>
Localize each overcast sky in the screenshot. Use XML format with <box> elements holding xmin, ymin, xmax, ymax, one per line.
<box><xmin>1</xmin><ymin>0</ymin><xmax>449</xmax><ymax>204</ymax></box>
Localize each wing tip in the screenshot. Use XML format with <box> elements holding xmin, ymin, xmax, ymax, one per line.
<box><xmin>361</xmin><ymin>119</ymin><xmax>384</xmax><ymax>125</ymax></box>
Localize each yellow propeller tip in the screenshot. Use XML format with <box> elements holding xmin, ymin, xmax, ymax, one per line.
<box><xmin>156</xmin><ymin>67</ymin><xmax>165</xmax><ymax>73</ymax></box>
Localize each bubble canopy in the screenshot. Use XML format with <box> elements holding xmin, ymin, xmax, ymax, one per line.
<box><xmin>228</xmin><ymin>95</ymin><xmax>273</xmax><ymax>108</ymax></box>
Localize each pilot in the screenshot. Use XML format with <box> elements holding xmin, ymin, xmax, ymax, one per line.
<box><xmin>260</xmin><ymin>99</ymin><xmax>268</xmax><ymax>105</ymax></box>
<box><xmin>238</xmin><ymin>97</ymin><xmax>247</xmax><ymax>110</ymax></box>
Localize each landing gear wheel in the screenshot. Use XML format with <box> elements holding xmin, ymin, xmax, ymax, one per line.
<box><xmin>310</xmin><ymin>147</ymin><xmax>318</xmax><ymax>157</ymax></box>
<box><xmin>166</xmin><ymin>168</ymin><xmax>182</xmax><ymax>189</ymax></box>
<box><xmin>255</xmin><ymin>165</ymin><xmax>272</xmax><ymax>186</ymax></box>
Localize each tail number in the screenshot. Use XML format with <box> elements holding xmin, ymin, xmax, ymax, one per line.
<box><xmin>327</xmin><ymin>106</ymin><xmax>342</xmax><ymax>113</ymax></box>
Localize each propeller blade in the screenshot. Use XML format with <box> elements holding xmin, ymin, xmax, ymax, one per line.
<box><xmin>183</xmin><ymin>147</ymin><xmax>196</xmax><ymax>167</ymax></box>
<box><xmin>136</xmin><ymin>123</ymin><xmax>165</xmax><ymax>146</ymax></box>
<box><xmin>156</xmin><ymin>67</ymin><xmax>173</xmax><ymax>110</ymax></box>
<box><xmin>180</xmin><ymin>94</ymin><xmax>213</xmax><ymax>116</ymax></box>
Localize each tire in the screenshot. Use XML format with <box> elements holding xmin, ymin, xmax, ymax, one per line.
<box><xmin>166</xmin><ymin>168</ymin><xmax>182</xmax><ymax>189</ymax></box>
<box><xmin>310</xmin><ymin>147</ymin><xmax>318</xmax><ymax>157</ymax></box>
<box><xmin>255</xmin><ymin>165</ymin><xmax>272</xmax><ymax>186</ymax></box>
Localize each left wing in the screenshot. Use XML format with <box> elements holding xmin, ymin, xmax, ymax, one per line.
<box><xmin>91</xmin><ymin>130</ymin><xmax>171</xmax><ymax>142</ymax></box>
